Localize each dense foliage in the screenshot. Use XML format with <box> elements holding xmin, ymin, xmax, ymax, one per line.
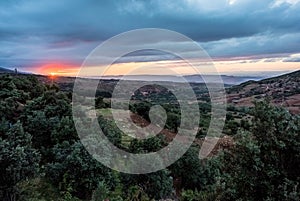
<box><xmin>0</xmin><ymin>74</ymin><xmax>299</xmax><ymax>201</ymax></box>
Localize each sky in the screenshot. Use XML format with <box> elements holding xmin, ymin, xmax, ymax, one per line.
<box><xmin>0</xmin><ymin>0</ymin><xmax>300</xmax><ymax>76</ymax></box>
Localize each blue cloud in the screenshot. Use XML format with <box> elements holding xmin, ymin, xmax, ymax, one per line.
<box><xmin>0</xmin><ymin>0</ymin><xmax>300</xmax><ymax>69</ymax></box>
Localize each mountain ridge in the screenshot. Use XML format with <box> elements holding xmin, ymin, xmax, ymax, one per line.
<box><xmin>0</xmin><ymin>67</ymin><xmax>14</xmax><ymax>73</ymax></box>
<box><xmin>227</xmin><ymin>69</ymin><xmax>300</xmax><ymax>114</ymax></box>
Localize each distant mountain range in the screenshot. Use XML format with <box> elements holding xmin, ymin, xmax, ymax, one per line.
<box><xmin>95</xmin><ymin>74</ymin><xmax>265</xmax><ymax>85</ymax></box>
<box><xmin>0</xmin><ymin>66</ymin><xmax>266</xmax><ymax>85</ymax></box>
<box><xmin>0</xmin><ymin>66</ymin><xmax>288</xmax><ymax>85</ymax></box>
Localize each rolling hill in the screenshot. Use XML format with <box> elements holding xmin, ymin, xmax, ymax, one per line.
<box><xmin>227</xmin><ymin>70</ymin><xmax>300</xmax><ymax>114</ymax></box>
<box><xmin>0</xmin><ymin>66</ymin><xmax>299</xmax><ymax>113</ymax></box>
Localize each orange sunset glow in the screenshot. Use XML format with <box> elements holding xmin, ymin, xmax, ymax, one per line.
<box><xmin>35</xmin><ymin>60</ymin><xmax>300</xmax><ymax>77</ymax></box>
<box><xmin>36</xmin><ymin>63</ymin><xmax>79</xmax><ymax>77</ymax></box>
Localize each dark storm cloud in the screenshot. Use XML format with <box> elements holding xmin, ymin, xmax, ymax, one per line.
<box><xmin>0</xmin><ymin>0</ymin><xmax>300</xmax><ymax>69</ymax></box>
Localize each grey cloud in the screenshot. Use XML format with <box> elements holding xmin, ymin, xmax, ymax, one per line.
<box><xmin>1</xmin><ymin>0</ymin><xmax>299</xmax><ymax>42</ymax></box>
<box><xmin>0</xmin><ymin>0</ymin><xmax>300</xmax><ymax>69</ymax></box>
<box><xmin>283</xmin><ymin>56</ymin><xmax>300</xmax><ymax>62</ymax></box>
<box><xmin>283</xmin><ymin>58</ymin><xmax>300</xmax><ymax>62</ymax></box>
<box><xmin>202</xmin><ymin>32</ymin><xmax>300</xmax><ymax>59</ymax></box>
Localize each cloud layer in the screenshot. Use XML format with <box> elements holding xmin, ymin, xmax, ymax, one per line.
<box><xmin>0</xmin><ymin>0</ymin><xmax>300</xmax><ymax>72</ymax></box>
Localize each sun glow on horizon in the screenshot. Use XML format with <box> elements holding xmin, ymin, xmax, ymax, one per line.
<box><xmin>29</xmin><ymin>58</ymin><xmax>300</xmax><ymax>78</ymax></box>
<box><xmin>34</xmin><ymin>63</ymin><xmax>79</xmax><ymax>77</ymax></box>
<box><xmin>73</xmin><ymin>59</ymin><xmax>300</xmax><ymax>77</ymax></box>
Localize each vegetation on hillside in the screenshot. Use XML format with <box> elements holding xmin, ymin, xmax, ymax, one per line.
<box><xmin>0</xmin><ymin>74</ymin><xmax>299</xmax><ymax>201</ymax></box>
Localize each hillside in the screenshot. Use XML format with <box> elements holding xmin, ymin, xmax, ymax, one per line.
<box><xmin>0</xmin><ymin>68</ymin><xmax>299</xmax><ymax>200</ymax></box>
<box><xmin>0</xmin><ymin>67</ymin><xmax>14</xmax><ymax>73</ymax></box>
<box><xmin>227</xmin><ymin>70</ymin><xmax>300</xmax><ymax>114</ymax></box>
<box><xmin>1</xmin><ymin>66</ymin><xmax>299</xmax><ymax>113</ymax></box>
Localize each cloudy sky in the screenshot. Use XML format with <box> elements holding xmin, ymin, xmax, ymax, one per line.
<box><xmin>0</xmin><ymin>0</ymin><xmax>300</xmax><ymax>76</ymax></box>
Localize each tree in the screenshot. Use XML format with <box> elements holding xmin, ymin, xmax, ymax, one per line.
<box><xmin>169</xmin><ymin>145</ymin><xmax>221</xmax><ymax>192</ymax></box>
<box><xmin>166</xmin><ymin>112</ymin><xmax>180</xmax><ymax>133</ymax></box>
<box><xmin>225</xmin><ymin>120</ymin><xmax>239</xmax><ymax>135</ymax></box>
<box><xmin>129</xmin><ymin>134</ymin><xmax>167</xmax><ymax>153</ymax></box>
<box><xmin>45</xmin><ymin>141</ymin><xmax>117</xmax><ymax>200</ymax></box>
<box><xmin>21</xmin><ymin>110</ymin><xmax>59</xmax><ymax>150</ymax></box>
<box><xmin>98</xmin><ymin>117</ymin><xmax>122</xmax><ymax>147</ymax></box>
<box><xmin>221</xmin><ymin>101</ymin><xmax>300</xmax><ymax>201</ymax></box>
<box><xmin>124</xmin><ymin>135</ymin><xmax>172</xmax><ymax>199</ymax></box>
<box><xmin>91</xmin><ymin>181</ymin><xmax>109</xmax><ymax>201</ymax></box>
<box><xmin>121</xmin><ymin>169</ymin><xmax>173</xmax><ymax>200</ymax></box>
<box><xmin>95</xmin><ymin>97</ymin><xmax>110</xmax><ymax>109</ymax></box>
<box><xmin>20</xmin><ymin>89</ymin><xmax>71</xmax><ymax>157</ymax></box>
<box><xmin>51</xmin><ymin>116</ymin><xmax>78</xmax><ymax>144</ymax></box>
<box><xmin>0</xmin><ymin>121</ymin><xmax>40</xmax><ymax>201</ymax></box>
<box><xmin>23</xmin><ymin>90</ymin><xmax>71</xmax><ymax>118</ymax></box>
